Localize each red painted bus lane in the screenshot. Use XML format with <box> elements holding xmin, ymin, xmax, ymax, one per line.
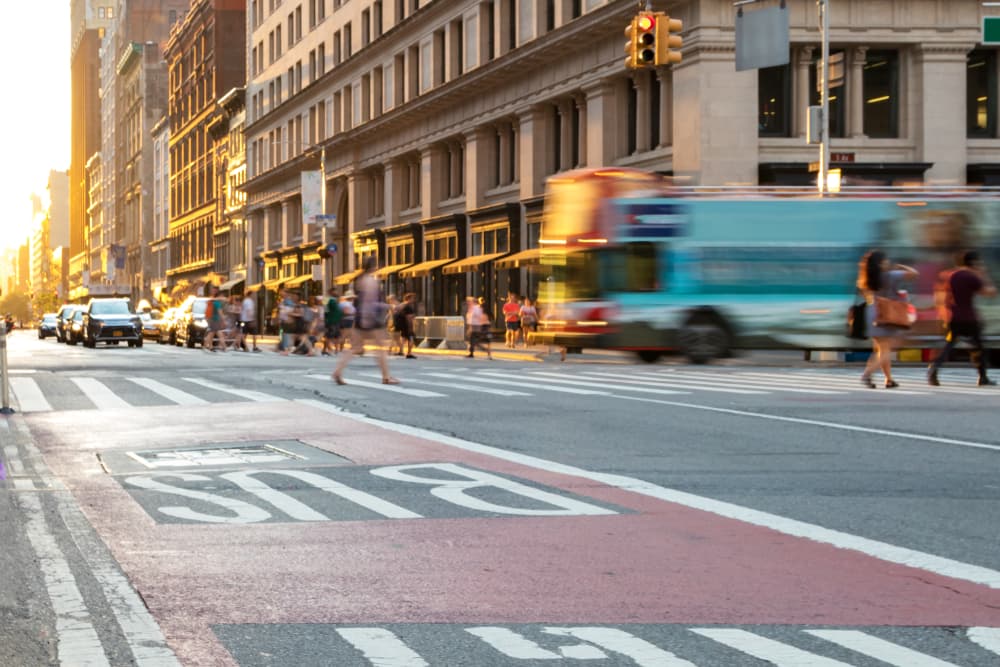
<box><xmin>22</xmin><ymin>401</ymin><xmax>1000</xmax><ymax>665</ymax></box>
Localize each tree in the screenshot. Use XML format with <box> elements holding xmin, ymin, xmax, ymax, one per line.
<box><xmin>0</xmin><ymin>292</ymin><xmax>33</xmax><ymax>325</ymax></box>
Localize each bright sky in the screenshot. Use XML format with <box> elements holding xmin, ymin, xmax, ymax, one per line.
<box><xmin>0</xmin><ymin>2</ymin><xmax>70</xmax><ymax>252</ymax></box>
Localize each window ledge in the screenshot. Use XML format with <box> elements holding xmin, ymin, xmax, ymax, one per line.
<box><xmin>485</xmin><ymin>182</ymin><xmax>520</xmax><ymax>198</ymax></box>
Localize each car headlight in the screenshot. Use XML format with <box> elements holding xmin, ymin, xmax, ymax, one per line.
<box><xmin>90</xmin><ymin>318</ymin><xmax>104</xmax><ymax>328</ymax></box>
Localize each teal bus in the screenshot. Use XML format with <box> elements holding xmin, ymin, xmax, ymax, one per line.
<box><xmin>537</xmin><ymin>168</ymin><xmax>1000</xmax><ymax>363</ymax></box>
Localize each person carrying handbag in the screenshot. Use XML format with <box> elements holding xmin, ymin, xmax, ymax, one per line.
<box><xmin>857</xmin><ymin>250</ymin><xmax>918</xmax><ymax>388</ymax></box>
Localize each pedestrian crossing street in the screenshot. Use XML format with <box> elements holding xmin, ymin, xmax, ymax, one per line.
<box><xmin>219</xmin><ymin>623</ymin><xmax>1000</xmax><ymax>666</ymax></box>
<box><xmin>5</xmin><ymin>365</ymin><xmax>997</xmax><ymax>413</ymax></box>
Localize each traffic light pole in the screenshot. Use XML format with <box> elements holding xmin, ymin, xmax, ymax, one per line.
<box><xmin>1</xmin><ymin>324</ymin><xmax>14</xmax><ymax>414</ymax></box>
<box><xmin>319</xmin><ymin>146</ymin><xmax>332</xmax><ymax>299</ymax></box>
<box><xmin>818</xmin><ymin>0</ymin><xmax>831</xmax><ymax>196</ymax></box>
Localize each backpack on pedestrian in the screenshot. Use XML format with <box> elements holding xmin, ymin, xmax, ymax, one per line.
<box><xmin>325</xmin><ymin>297</ymin><xmax>343</xmax><ymax>326</ymax></box>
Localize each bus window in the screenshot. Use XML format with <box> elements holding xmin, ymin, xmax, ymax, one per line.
<box><xmin>604</xmin><ymin>242</ymin><xmax>660</xmax><ymax>292</ymax></box>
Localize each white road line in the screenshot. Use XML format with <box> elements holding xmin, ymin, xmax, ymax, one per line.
<box><xmin>298</xmin><ymin>398</ymin><xmax>1000</xmax><ymax>589</ymax></box>
<box><xmin>573</xmin><ymin>370</ymin><xmax>768</xmax><ymax>395</ymax></box>
<box><xmin>515</xmin><ymin>371</ymin><xmax>693</xmax><ymax>395</ymax></box>
<box><xmin>70</xmin><ymin>377</ymin><xmax>131</xmax><ymax>410</ymax></box>
<box><xmin>787</xmin><ymin>371</ymin><xmax>975</xmax><ymax>396</ymax></box>
<box><xmin>658</xmin><ymin>371</ymin><xmax>843</xmax><ymax>395</ymax></box>
<box><xmin>13</xmin><ymin>477</ymin><xmax>36</xmax><ymax>490</ymax></box>
<box><xmin>426</xmin><ymin>372</ymin><xmax>608</xmax><ymax>395</ymax></box>
<box><xmin>306</xmin><ymin>374</ymin><xmax>446</xmax><ymax>397</ymax></box>
<box><xmin>20</xmin><ymin>491</ymin><xmax>111</xmax><ymax>666</ymax></box>
<box><xmin>4</xmin><ymin>445</ymin><xmax>25</xmax><ymax>475</ymax></box>
<box><xmin>546</xmin><ymin>627</ymin><xmax>698</xmax><ymax>665</ymax></box>
<box><xmin>126</xmin><ymin>378</ymin><xmax>209</xmax><ymax>406</ymax></box>
<box><xmin>968</xmin><ymin>627</ymin><xmax>1000</xmax><ymax>656</ymax></box>
<box><xmin>371</xmin><ymin>374</ymin><xmax>531</xmax><ymax>396</ymax></box>
<box><xmin>335</xmin><ymin>628</ymin><xmax>429</xmax><ymax>667</ymax></box>
<box><xmin>8</xmin><ymin>376</ymin><xmax>52</xmax><ymax>412</ymax></box>
<box><xmin>806</xmin><ymin>630</ymin><xmax>960</xmax><ymax>666</ymax></box>
<box><xmin>690</xmin><ymin>629</ymin><xmax>849</xmax><ymax>666</ymax></box>
<box><xmin>182</xmin><ymin>377</ymin><xmax>285</xmax><ymax>402</ymax></box>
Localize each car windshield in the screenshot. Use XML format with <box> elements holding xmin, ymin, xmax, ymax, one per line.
<box><xmin>90</xmin><ymin>300</ymin><xmax>132</xmax><ymax>315</ymax></box>
<box><xmin>43</xmin><ymin>314</ymin><xmax>57</xmax><ymax>323</ymax></box>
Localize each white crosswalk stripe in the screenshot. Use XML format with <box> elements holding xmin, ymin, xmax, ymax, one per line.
<box><xmin>8</xmin><ymin>377</ymin><xmax>52</xmax><ymax>412</ymax></box>
<box><xmin>70</xmin><ymin>377</ymin><xmax>131</xmax><ymax>410</ymax></box>
<box><xmin>689</xmin><ymin>628</ymin><xmax>852</xmax><ymax>666</ymax></box>
<box><xmin>506</xmin><ymin>371</ymin><xmax>691</xmax><ymax>395</ymax></box>
<box><xmin>306</xmin><ymin>374</ymin><xmax>446</xmax><ymax>397</ymax></box>
<box><xmin>573</xmin><ymin>370</ymin><xmax>770</xmax><ymax>395</ymax></box>
<box><xmin>181</xmin><ymin>377</ymin><xmax>285</xmax><ymax>402</ymax></box>
<box><xmin>968</xmin><ymin>627</ymin><xmax>1000</xmax><ymax>656</ymax></box>
<box><xmin>127</xmin><ymin>377</ymin><xmax>209</xmax><ymax>406</ymax></box>
<box><xmin>425</xmin><ymin>372</ymin><xmax>608</xmax><ymax>395</ymax></box>
<box><xmin>806</xmin><ymin>629</ymin><xmax>961</xmax><ymax>666</ymax></box>
<box><xmin>359</xmin><ymin>373</ymin><xmax>531</xmax><ymax>396</ymax></box>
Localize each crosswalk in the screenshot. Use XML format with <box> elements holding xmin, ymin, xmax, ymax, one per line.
<box><xmin>6</xmin><ymin>367</ymin><xmax>998</xmax><ymax>413</ymax></box>
<box><xmin>214</xmin><ymin>623</ymin><xmax>1000</xmax><ymax>666</ymax></box>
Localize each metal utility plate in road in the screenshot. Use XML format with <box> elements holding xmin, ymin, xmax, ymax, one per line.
<box><xmin>99</xmin><ymin>440</ymin><xmax>351</xmax><ymax>475</ymax></box>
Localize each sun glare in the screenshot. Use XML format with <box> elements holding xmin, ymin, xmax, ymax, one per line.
<box><xmin>0</xmin><ymin>2</ymin><xmax>70</xmax><ymax>252</ymax></box>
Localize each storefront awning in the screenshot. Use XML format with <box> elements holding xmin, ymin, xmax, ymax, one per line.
<box><xmin>441</xmin><ymin>252</ymin><xmax>508</xmax><ymax>275</ymax></box>
<box><xmin>283</xmin><ymin>274</ymin><xmax>313</xmax><ymax>288</ymax></box>
<box><xmin>494</xmin><ymin>248</ymin><xmax>542</xmax><ymax>270</ymax></box>
<box><xmin>263</xmin><ymin>278</ymin><xmax>285</xmax><ymax>291</ymax></box>
<box><xmin>246</xmin><ymin>283</ymin><xmax>263</xmax><ymax>293</ymax></box>
<box><xmin>399</xmin><ymin>258</ymin><xmax>455</xmax><ymax>279</ymax></box>
<box><xmin>218</xmin><ymin>277</ymin><xmax>245</xmax><ymax>291</ymax></box>
<box><xmin>333</xmin><ymin>269</ymin><xmax>363</xmax><ymax>286</ymax></box>
<box><xmin>375</xmin><ymin>263</ymin><xmax>413</xmax><ymax>278</ymax></box>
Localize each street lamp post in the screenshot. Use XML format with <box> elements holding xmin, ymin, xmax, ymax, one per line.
<box><xmin>818</xmin><ymin>0</ymin><xmax>831</xmax><ymax>195</ymax></box>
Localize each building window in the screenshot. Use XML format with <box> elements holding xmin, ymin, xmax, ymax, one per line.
<box><xmin>759</xmin><ymin>63</ymin><xmax>791</xmax><ymax>137</ymax></box>
<box><xmin>318</xmin><ymin>42</ymin><xmax>326</xmax><ymax>76</ymax></box>
<box><xmin>362</xmin><ymin>9</ymin><xmax>371</xmax><ymax>46</ymax></box>
<box><xmin>374</xmin><ymin>1</ymin><xmax>383</xmax><ymax>38</ymax></box>
<box><xmin>384</xmin><ymin>62</ymin><xmax>394</xmax><ymax>110</ymax></box>
<box><xmin>863</xmin><ymin>50</ymin><xmax>898</xmax><ymax>138</ymax></box>
<box><xmin>344</xmin><ymin>22</ymin><xmax>352</xmax><ymax>58</ymax></box>
<box><xmin>810</xmin><ymin>52</ymin><xmax>846</xmax><ymax>138</ymax></box>
<box><xmin>465</xmin><ymin>15</ymin><xmax>478</xmax><ymax>70</ymax></box>
<box><xmin>420</xmin><ymin>41</ymin><xmax>432</xmax><ymax>92</ymax></box>
<box><xmin>334</xmin><ymin>31</ymin><xmax>342</xmax><ymax>65</ymax></box>
<box><xmin>518</xmin><ymin>0</ymin><xmax>533</xmax><ymax>44</ymax></box>
<box><xmin>968</xmin><ymin>50</ymin><xmax>997</xmax><ymax>138</ymax></box>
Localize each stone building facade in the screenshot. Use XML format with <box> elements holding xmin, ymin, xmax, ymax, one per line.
<box><xmin>234</xmin><ymin>0</ymin><xmax>999</xmax><ymax>317</ymax></box>
<box><xmin>163</xmin><ymin>0</ymin><xmax>246</xmax><ymax>293</ymax></box>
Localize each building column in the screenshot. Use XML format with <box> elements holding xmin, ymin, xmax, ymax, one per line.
<box><xmin>918</xmin><ymin>44</ymin><xmax>975</xmax><ymax>183</ymax></box>
<box><xmin>497</xmin><ymin>123</ymin><xmax>512</xmax><ymax>186</ymax></box>
<box><xmin>421</xmin><ymin>145</ymin><xmax>446</xmax><ymax>219</ymax></box>
<box><xmin>634</xmin><ymin>71</ymin><xmax>651</xmax><ymax>153</ymax></box>
<box><xmin>465</xmin><ymin>126</ymin><xmax>493</xmax><ymax>209</ymax></box>
<box><xmin>518</xmin><ymin>105</ymin><xmax>548</xmax><ymax>199</ymax></box>
<box><xmin>672</xmin><ymin>45</ymin><xmax>759</xmax><ymax>184</ymax></box>
<box><xmin>384</xmin><ymin>160</ymin><xmax>400</xmax><ymax>225</ymax></box>
<box><xmin>583</xmin><ymin>80</ymin><xmax>618</xmax><ymax>167</ymax></box>
<box><xmin>346</xmin><ymin>172</ymin><xmax>363</xmax><ymax>239</ymax></box>
<box><xmin>848</xmin><ymin>46</ymin><xmax>867</xmax><ymax>138</ymax></box>
<box><xmin>655</xmin><ymin>72</ymin><xmax>671</xmax><ymax>147</ymax></box>
<box><xmin>794</xmin><ymin>46</ymin><xmax>814</xmax><ymax>138</ymax></box>
<box><xmin>573</xmin><ymin>93</ymin><xmax>589</xmax><ymax>163</ymax></box>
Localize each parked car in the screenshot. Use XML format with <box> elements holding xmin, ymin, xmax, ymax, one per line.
<box><xmin>37</xmin><ymin>313</ymin><xmax>58</xmax><ymax>339</ymax></box>
<box><xmin>174</xmin><ymin>297</ymin><xmax>210</xmax><ymax>348</ymax></box>
<box><xmin>55</xmin><ymin>304</ymin><xmax>81</xmax><ymax>343</ymax></box>
<box><xmin>139</xmin><ymin>310</ymin><xmax>162</xmax><ymax>340</ymax></box>
<box><xmin>66</xmin><ymin>310</ymin><xmax>85</xmax><ymax>345</ymax></box>
<box><xmin>81</xmin><ymin>298</ymin><xmax>143</xmax><ymax>348</ymax></box>
<box><xmin>156</xmin><ymin>307</ymin><xmax>179</xmax><ymax>344</ymax></box>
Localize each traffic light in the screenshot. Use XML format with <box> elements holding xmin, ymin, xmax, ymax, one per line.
<box><xmin>635</xmin><ymin>13</ymin><xmax>657</xmax><ymax>67</ymax></box>
<box><xmin>624</xmin><ymin>17</ymin><xmax>639</xmax><ymax>69</ymax></box>
<box><xmin>655</xmin><ymin>14</ymin><xmax>683</xmax><ymax>66</ymax></box>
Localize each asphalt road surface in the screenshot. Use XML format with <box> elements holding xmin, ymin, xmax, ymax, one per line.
<box><xmin>1</xmin><ymin>328</ymin><xmax>999</xmax><ymax>666</ymax></box>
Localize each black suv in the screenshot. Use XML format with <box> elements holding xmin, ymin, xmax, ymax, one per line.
<box><xmin>55</xmin><ymin>304</ymin><xmax>81</xmax><ymax>342</ymax></box>
<box><xmin>82</xmin><ymin>298</ymin><xmax>143</xmax><ymax>348</ymax></box>
<box><xmin>174</xmin><ymin>297</ymin><xmax>211</xmax><ymax>348</ymax></box>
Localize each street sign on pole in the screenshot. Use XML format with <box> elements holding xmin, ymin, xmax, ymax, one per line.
<box><xmin>985</xmin><ymin>16</ymin><xmax>1000</xmax><ymax>44</ymax></box>
<box><xmin>735</xmin><ymin>1</ymin><xmax>790</xmax><ymax>71</ymax></box>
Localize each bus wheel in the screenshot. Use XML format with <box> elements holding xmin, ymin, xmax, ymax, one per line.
<box><xmin>679</xmin><ymin>314</ymin><xmax>732</xmax><ymax>365</ymax></box>
<box><xmin>636</xmin><ymin>350</ymin><xmax>662</xmax><ymax>363</ymax></box>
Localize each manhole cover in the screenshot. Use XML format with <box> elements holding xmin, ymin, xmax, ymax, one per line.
<box><xmin>99</xmin><ymin>440</ymin><xmax>350</xmax><ymax>474</ymax></box>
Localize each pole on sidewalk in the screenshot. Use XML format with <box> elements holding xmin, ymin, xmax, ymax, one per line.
<box><xmin>1</xmin><ymin>324</ymin><xmax>15</xmax><ymax>414</ymax></box>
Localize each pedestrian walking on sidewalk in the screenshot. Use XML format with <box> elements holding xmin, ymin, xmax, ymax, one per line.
<box><xmin>331</xmin><ymin>257</ymin><xmax>399</xmax><ymax>385</ymax></box>
<box><xmin>928</xmin><ymin>250</ymin><xmax>998</xmax><ymax>386</ymax></box>
<box><xmin>857</xmin><ymin>250</ymin><xmax>918</xmax><ymax>388</ymax></box>
<box><xmin>502</xmin><ymin>292</ymin><xmax>521</xmax><ymax>348</ymax></box>
<box><xmin>239</xmin><ymin>289</ymin><xmax>260</xmax><ymax>351</ymax></box>
<box><xmin>465</xmin><ymin>297</ymin><xmax>492</xmax><ymax>359</ymax></box>
<box><xmin>322</xmin><ymin>287</ymin><xmax>342</xmax><ymax>356</ymax></box>
<box><xmin>519</xmin><ymin>296</ymin><xmax>538</xmax><ymax>348</ymax></box>
<box><xmin>202</xmin><ymin>284</ymin><xmax>228</xmax><ymax>352</ymax></box>
<box><xmin>398</xmin><ymin>293</ymin><xmax>417</xmax><ymax>358</ymax></box>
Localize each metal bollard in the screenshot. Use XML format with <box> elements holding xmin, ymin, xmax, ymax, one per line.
<box><xmin>0</xmin><ymin>324</ymin><xmax>13</xmax><ymax>414</ymax></box>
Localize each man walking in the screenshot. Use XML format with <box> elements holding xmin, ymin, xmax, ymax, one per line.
<box><xmin>928</xmin><ymin>250</ymin><xmax>998</xmax><ymax>386</ymax></box>
<box><xmin>239</xmin><ymin>289</ymin><xmax>260</xmax><ymax>351</ymax></box>
<box><xmin>331</xmin><ymin>257</ymin><xmax>399</xmax><ymax>385</ymax></box>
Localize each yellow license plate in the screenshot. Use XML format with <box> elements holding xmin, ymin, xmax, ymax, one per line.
<box><xmin>113</xmin><ymin>331</ymin><xmax>122</xmax><ymax>337</ymax></box>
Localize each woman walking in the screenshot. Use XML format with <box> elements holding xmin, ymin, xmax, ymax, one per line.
<box><xmin>857</xmin><ymin>250</ymin><xmax>918</xmax><ymax>388</ymax></box>
<box><xmin>331</xmin><ymin>257</ymin><xmax>399</xmax><ymax>385</ymax></box>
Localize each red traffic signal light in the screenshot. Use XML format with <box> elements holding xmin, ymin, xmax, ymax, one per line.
<box><xmin>636</xmin><ymin>13</ymin><xmax>656</xmax><ymax>65</ymax></box>
<box><xmin>637</xmin><ymin>15</ymin><xmax>654</xmax><ymax>32</ymax></box>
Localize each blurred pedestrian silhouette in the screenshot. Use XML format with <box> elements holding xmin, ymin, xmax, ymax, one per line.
<box><xmin>332</xmin><ymin>257</ymin><xmax>399</xmax><ymax>385</ymax></box>
<box><xmin>857</xmin><ymin>250</ymin><xmax>918</xmax><ymax>388</ymax></box>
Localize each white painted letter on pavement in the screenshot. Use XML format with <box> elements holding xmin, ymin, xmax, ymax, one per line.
<box><xmin>368</xmin><ymin>463</ymin><xmax>617</xmax><ymax>516</ymax></box>
<box><xmin>123</xmin><ymin>473</ymin><xmax>272</xmax><ymax>524</ymax></box>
